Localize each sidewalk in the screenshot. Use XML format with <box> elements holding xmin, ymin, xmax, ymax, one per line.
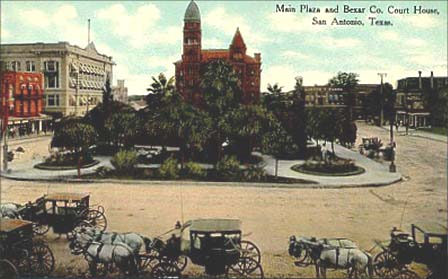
<box><xmin>1</xmin><ymin>156</ymin><xmax>113</xmax><ymax>180</ymax></box>
<box><xmin>1</xmin><ymin>145</ymin><xmax>402</xmax><ymax>188</ymax></box>
<box><xmin>381</xmin><ymin>125</ymin><xmax>447</xmax><ymax>143</ymax></box>
<box><xmin>259</xmin><ymin>142</ymin><xmax>402</xmax><ymax>187</ymax></box>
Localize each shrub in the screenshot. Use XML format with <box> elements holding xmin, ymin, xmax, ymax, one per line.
<box><xmin>158</xmin><ymin>156</ymin><xmax>180</xmax><ymax>179</ymax></box>
<box><xmin>44</xmin><ymin>152</ymin><xmax>93</xmax><ymax>166</ymax></box>
<box><xmin>95</xmin><ymin>166</ymin><xmax>113</xmax><ymax>178</ymax></box>
<box><xmin>215</xmin><ymin>155</ymin><xmax>241</xmax><ymax>181</ymax></box>
<box><xmin>111</xmin><ymin>150</ymin><xmax>138</xmax><ymax>175</ymax></box>
<box><xmin>242</xmin><ymin>164</ymin><xmax>267</xmax><ymax>182</ymax></box>
<box><xmin>183</xmin><ymin>162</ymin><xmax>206</xmax><ymax>179</ymax></box>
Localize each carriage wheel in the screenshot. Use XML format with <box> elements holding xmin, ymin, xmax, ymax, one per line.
<box><xmin>226</xmin><ymin>257</ymin><xmax>264</xmax><ymax>279</ymax></box>
<box><xmin>9</xmin><ymin>248</ymin><xmax>31</xmax><ymax>275</ymax></box>
<box><xmin>29</xmin><ymin>242</ymin><xmax>55</xmax><ymax>276</ymax></box>
<box><xmin>373</xmin><ymin>251</ymin><xmax>401</xmax><ymax>277</ymax></box>
<box><xmin>0</xmin><ymin>259</ymin><xmax>18</xmax><ymax>279</ymax></box>
<box><xmin>33</xmin><ymin>223</ymin><xmax>50</xmax><ymax>236</ymax></box>
<box><xmin>137</xmin><ymin>253</ymin><xmax>158</xmax><ymax>274</ymax></box>
<box><xmin>150</xmin><ymin>262</ymin><xmax>181</xmax><ymax>279</ymax></box>
<box><xmin>240</xmin><ymin>240</ymin><xmax>261</xmax><ymax>264</ymax></box>
<box><xmin>87</xmin><ymin>209</ymin><xmax>107</xmax><ymax>232</ymax></box>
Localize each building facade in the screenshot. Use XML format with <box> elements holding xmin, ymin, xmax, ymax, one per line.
<box><xmin>302</xmin><ymin>84</ymin><xmax>378</xmax><ymax>119</ymax></box>
<box><xmin>175</xmin><ymin>0</ymin><xmax>261</xmax><ymax>105</ymax></box>
<box><xmin>0</xmin><ymin>71</ymin><xmax>52</xmax><ymax>137</ymax></box>
<box><xmin>1</xmin><ymin>41</ymin><xmax>114</xmax><ymax>117</ymax></box>
<box><xmin>112</xmin><ymin>79</ymin><xmax>128</xmax><ymax>104</ymax></box>
<box><xmin>395</xmin><ymin>71</ymin><xmax>448</xmax><ymax>128</ymax></box>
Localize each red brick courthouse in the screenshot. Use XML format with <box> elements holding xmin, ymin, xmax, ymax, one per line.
<box><xmin>175</xmin><ymin>0</ymin><xmax>262</xmax><ymax>105</ymax></box>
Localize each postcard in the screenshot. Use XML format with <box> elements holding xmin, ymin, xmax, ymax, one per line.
<box><xmin>0</xmin><ymin>1</ymin><xmax>446</xmax><ymax>278</ymax></box>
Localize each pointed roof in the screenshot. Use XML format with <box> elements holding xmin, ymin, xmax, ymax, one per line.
<box><xmin>184</xmin><ymin>0</ymin><xmax>201</xmax><ymax>22</ymax></box>
<box><xmin>85</xmin><ymin>41</ymin><xmax>98</xmax><ymax>53</ymax></box>
<box><xmin>230</xmin><ymin>28</ymin><xmax>246</xmax><ymax>50</ymax></box>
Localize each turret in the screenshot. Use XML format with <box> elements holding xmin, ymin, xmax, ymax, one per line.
<box><xmin>230</xmin><ymin>28</ymin><xmax>247</xmax><ymax>60</ymax></box>
<box><xmin>183</xmin><ymin>0</ymin><xmax>201</xmax><ymax>61</ymax></box>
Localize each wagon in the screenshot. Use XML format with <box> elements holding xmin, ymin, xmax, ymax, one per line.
<box><xmin>373</xmin><ymin>225</ymin><xmax>447</xmax><ymax>279</ymax></box>
<box><xmin>0</xmin><ymin>218</ymin><xmax>55</xmax><ymax>277</ymax></box>
<box><xmin>142</xmin><ymin>219</ymin><xmax>264</xmax><ymax>278</ymax></box>
<box><xmin>358</xmin><ymin>137</ymin><xmax>383</xmax><ymax>155</ymax></box>
<box><xmin>18</xmin><ymin>192</ymin><xmax>107</xmax><ymax>235</ymax></box>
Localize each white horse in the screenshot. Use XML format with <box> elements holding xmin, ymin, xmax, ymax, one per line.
<box><xmin>290</xmin><ymin>236</ymin><xmax>373</xmax><ymax>279</ymax></box>
<box><xmin>69</xmin><ymin>230</ymin><xmax>138</xmax><ymax>276</ymax></box>
<box><xmin>0</xmin><ymin>203</ymin><xmax>21</xmax><ymax>219</ymax></box>
<box><xmin>79</xmin><ymin>226</ymin><xmax>152</xmax><ymax>255</ymax></box>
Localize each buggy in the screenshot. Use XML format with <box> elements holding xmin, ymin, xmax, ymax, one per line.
<box><xmin>0</xmin><ymin>218</ymin><xmax>55</xmax><ymax>277</ymax></box>
<box><xmin>373</xmin><ymin>225</ymin><xmax>447</xmax><ymax>279</ymax></box>
<box><xmin>358</xmin><ymin>137</ymin><xmax>383</xmax><ymax>156</ymax></box>
<box><xmin>141</xmin><ymin>218</ymin><xmax>264</xmax><ymax>278</ymax></box>
<box><xmin>18</xmin><ymin>192</ymin><xmax>107</xmax><ymax>235</ymax></box>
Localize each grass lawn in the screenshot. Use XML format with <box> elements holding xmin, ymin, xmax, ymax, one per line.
<box><xmin>419</xmin><ymin>127</ymin><xmax>447</xmax><ymax>136</ymax></box>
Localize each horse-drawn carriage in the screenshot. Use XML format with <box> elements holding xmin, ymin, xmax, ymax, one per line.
<box><xmin>0</xmin><ymin>218</ymin><xmax>55</xmax><ymax>277</ymax></box>
<box><xmin>373</xmin><ymin>225</ymin><xmax>447</xmax><ymax>279</ymax></box>
<box><xmin>359</xmin><ymin>137</ymin><xmax>383</xmax><ymax>156</ymax></box>
<box><xmin>18</xmin><ymin>192</ymin><xmax>107</xmax><ymax>235</ymax></box>
<box><xmin>140</xmin><ymin>218</ymin><xmax>264</xmax><ymax>278</ymax></box>
<box><xmin>289</xmin><ymin>236</ymin><xmax>373</xmax><ymax>279</ymax></box>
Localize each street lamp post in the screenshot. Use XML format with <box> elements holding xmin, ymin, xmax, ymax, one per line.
<box><xmin>378</xmin><ymin>73</ymin><xmax>387</xmax><ymax>126</ymax></box>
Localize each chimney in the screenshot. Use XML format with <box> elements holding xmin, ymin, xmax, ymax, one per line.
<box><xmin>430</xmin><ymin>71</ymin><xmax>434</xmax><ymax>89</ymax></box>
<box><xmin>254</xmin><ymin>53</ymin><xmax>261</xmax><ymax>63</ymax></box>
<box><xmin>418</xmin><ymin>71</ymin><xmax>422</xmax><ymax>89</ymax></box>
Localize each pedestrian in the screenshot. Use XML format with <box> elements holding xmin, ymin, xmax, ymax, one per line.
<box><xmin>395</xmin><ymin>122</ymin><xmax>399</xmax><ymax>132</ymax></box>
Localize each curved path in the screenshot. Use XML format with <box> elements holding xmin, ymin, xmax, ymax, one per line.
<box><xmin>1</xmin><ymin>142</ymin><xmax>401</xmax><ymax>187</ymax></box>
<box><xmin>260</xmin><ymin>142</ymin><xmax>402</xmax><ymax>187</ymax></box>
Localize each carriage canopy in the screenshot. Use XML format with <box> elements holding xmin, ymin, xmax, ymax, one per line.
<box><xmin>0</xmin><ymin>219</ymin><xmax>33</xmax><ymax>233</ymax></box>
<box><xmin>44</xmin><ymin>193</ymin><xmax>89</xmax><ymax>202</ymax></box>
<box><xmin>188</xmin><ymin>219</ymin><xmax>242</xmax><ymax>233</ymax></box>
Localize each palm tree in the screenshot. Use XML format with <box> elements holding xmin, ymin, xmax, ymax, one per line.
<box><xmin>146</xmin><ymin>73</ymin><xmax>175</xmax><ymax>110</ymax></box>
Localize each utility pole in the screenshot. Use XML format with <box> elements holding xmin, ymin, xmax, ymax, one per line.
<box><xmin>378</xmin><ymin>73</ymin><xmax>387</xmax><ymax>127</ymax></box>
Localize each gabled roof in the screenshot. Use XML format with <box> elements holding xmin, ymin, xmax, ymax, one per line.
<box><xmin>230</xmin><ymin>28</ymin><xmax>246</xmax><ymax>50</ymax></box>
<box><xmin>184</xmin><ymin>0</ymin><xmax>201</xmax><ymax>22</ymax></box>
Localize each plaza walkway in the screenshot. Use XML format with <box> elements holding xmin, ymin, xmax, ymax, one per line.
<box><xmin>260</xmin><ymin>142</ymin><xmax>402</xmax><ymax>187</ymax></box>
<box><xmin>1</xmin><ymin>141</ymin><xmax>402</xmax><ymax>187</ymax></box>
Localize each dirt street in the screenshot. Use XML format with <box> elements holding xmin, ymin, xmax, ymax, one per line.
<box><xmin>1</xmin><ymin>123</ymin><xmax>446</xmax><ymax>278</ymax></box>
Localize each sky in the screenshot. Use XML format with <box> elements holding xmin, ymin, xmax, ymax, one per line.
<box><xmin>1</xmin><ymin>1</ymin><xmax>447</xmax><ymax>94</ymax></box>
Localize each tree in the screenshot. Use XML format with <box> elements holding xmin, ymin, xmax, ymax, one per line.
<box><xmin>84</xmin><ymin>101</ymin><xmax>134</xmax><ymax>152</ymax></box>
<box><xmin>319</xmin><ymin>108</ymin><xmax>344</xmax><ymax>154</ymax></box>
<box><xmin>200</xmin><ymin>60</ymin><xmax>242</xmax><ymax>162</ymax></box>
<box><xmin>105</xmin><ymin>110</ymin><xmax>138</xmax><ymax>150</ymax></box>
<box><xmin>366</xmin><ymin>83</ymin><xmax>395</xmax><ymax>126</ymax></box>
<box><xmin>227</xmin><ymin>104</ymin><xmax>274</xmax><ymax>161</ymax></box>
<box><xmin>143</xmin><ymin>90</ymin><xmax>212</xmax><ymax>166</ymax></box>
<box><xmin>328</xmin><ymin>72</ymin><xmax>359</xmax><ymax>121</ymax></box>
<box><xmin>146</xmin><ymin>73</ymin><xmax>175</xmax><ymax>111</ymax></box>
<box><xmin>51</xmin><ymin>117</ymin><xmax>97</xmax><ymax>177</ymax></box>
<box><xmin>423</xmin><ymin>86</ymin><xmax>448</xmax><ymax>127</ymax></box>
<box><xmin>102</xmin><ymin>77</ymin><xmax>113</xmax><ymax>114</ymax></box>
<box><xmin>261</xmin><ymin>120</ymin><xmax>299</xmax><ymax>176</ymax></box>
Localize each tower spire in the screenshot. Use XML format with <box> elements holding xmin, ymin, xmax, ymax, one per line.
<box><xmin>88</xmin><ymin>19</ymin><xmax>91</xmax><ymax>44</ymax></box>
